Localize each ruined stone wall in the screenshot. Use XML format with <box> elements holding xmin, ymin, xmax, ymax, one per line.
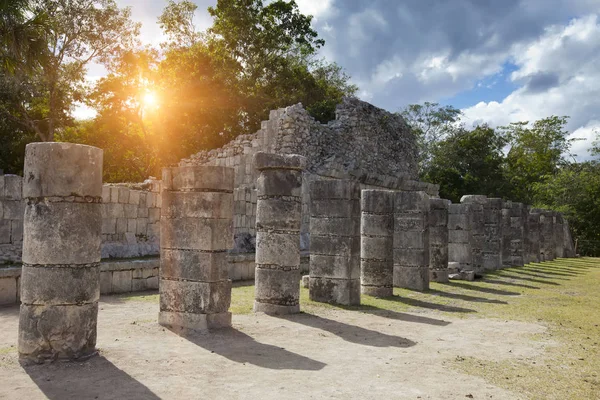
<box><xmin>0</xmin><ymin>175</ymin><xmax>23</xmax><ymax>263</ymax></box>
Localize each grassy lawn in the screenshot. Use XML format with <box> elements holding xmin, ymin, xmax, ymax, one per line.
<box><xmin>123</xmin><ymin>257</ymin><xmax>600</xmax><ymax>399</ymax></box>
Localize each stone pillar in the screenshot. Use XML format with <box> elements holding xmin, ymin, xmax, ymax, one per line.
<box><xmin>253</xmin><ymin>153</ymin><xmax>305</xmax><ymax>314</ymax></box>
<box><xmin>393</xmin><ymin>191</ymin><xmax>430</xmax><ymax>291</ymax></box>
<box><xmin>510</xmin><ymin>202</ymin><xmax>525</xmax><ymax>266</ymax></box>
<box><xmin>309</xmin><ymin>180</ymin><xmax>360</xmax><ymax>305</ymax></box>
<box><xmin>554</xmin><ymin>213</ymin><xmax>565</xmax><ymax>258</ymax></box>
<box><xmin>537</xmin><ymin>209</ymin><xmax>556</xmax><ymax>261</ymax></box>
<box><xmin>501</xmin><ymin>200</ymin><xmax>513</xmax><ymax>268</ymax></box>
<box><xmin>429</xmin><ymin>198</ymin><xmax>449</xmax><ymax>283</ymax></box>
<box><xmin>526</xmin><ymin>208</ymin><xmax>541</xmax><ymax>264</ymax></box>
<box><xmin>360</xmin><ymin>189</ymin><xmax>394</xmax><ymax>297</ymax></box>
<box><xmin>448</xmin><ymin>203</ymin><xmax>472</xmax><ymax>270</ymax></box>
<box><xmin>563</xmin><ymin>219</ymin><xmax>575</xmax><ymax>258</ymax></box>
<box><xmin>460</xmin><ymin>195</ymin><xmax>487</xmax><ymax>274</ymax></box>
<box><xmin>483</xmin><ymin>198</ymin><xmax>502</xmax><ymax>270</ymax></box>
<box><xmin>159</xmin><ymin>166</ymin><xmax>234</xmax><ymax>331</ymax></box>
<box><xmin>19</xmin><ymin>143</ymin><xmax>103</xmax><ymax>362</ymax></box>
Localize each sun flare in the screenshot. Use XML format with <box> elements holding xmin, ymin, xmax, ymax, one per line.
<box><xmin>142</xmin><ymin>91</ymin><xmax>158</xmax><ymax>108</ymax></box>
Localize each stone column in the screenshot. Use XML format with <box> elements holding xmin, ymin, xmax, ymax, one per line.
<box><xmin>510</xmin><ymin>202</ymin><xmax>525</xmax><ymax>266</ymax></box>
<box><xmin>501</xmin><ymin>200</ymin><xmax>513</xmax><ymax>268</ymax></box>
<box><xmin>429</xmin><ymin>198</ymin><xmax>449</xmax><ymax>283</ymax></box>
<box><xmin>393</xmin><ymin>191</ymin><xmax>430</xmax><ymax>291</ymax></box>
<box><xmin>159</xmin><ymin>166</ymin><xmax>234</xmax><ymax>332</ymax></box>
<box><xmin>460</xmin><ymin>195</ymin><xmax>487</xmax><ymax>274</ymax></box>
<box><xmin>19</xmin><ymin>143</ymin><xmax>103</xmax><ymax>362</ymax></box>
<box><xmin>536</xmin><ymin>209</ymin><xmax>555</xmax><ymax>261</ymax></box>
<box><xmin>309</xmin><ymin>180</ymin><xmax>360</xmax><ymax>305</ymax></box>
<box><xmin>360</xmin><ymin>189</ymin><xmax>394</xmax><ymax>297</ymax></box>
<box><xmin>563</xmin><ymin>219</ymin><xmax>575</xmax><ymax>258</ymax></box>
<box><xmin>526</xmin><ymin>208</ymin><xmax>541</xmax><ymax>264</ymax></box>
<box><xmin>253</xmin><ymin>152</ymin><xmax>305</xmax><ymax>314</ymax></box>
<box><xmin>483</xmin><ymin>198</ymin><xmax>502</xmax><ymax>270</ymax></box>
<box><xmin>554</xmin><ymin>213</ymin><xmax>565</xmax><ymax>258</ymax></box>
<box><xmin>448</xmin><ymin>203</ymin><xmax>472</xmax><ymax>270</ymax></box>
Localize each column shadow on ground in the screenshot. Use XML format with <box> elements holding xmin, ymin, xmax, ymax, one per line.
<box><xmin>21</xmin><ymin>356</ymin><xmax>160</xmax><ymax>400</ymax></box>
<box><xmin>529</xmin><ymin>265</ymin><xmax>586</xmax><ymax>275</ymax></box>
<box><xmin>330</xmin><ymin>304</ymin><xmax>451</xmax><ymax>326</ymax></box>
<box><xmin>481</xmin><ymin>278</ymin><xmax>540</xmax><ymax>290</ymax></box>
<box><xmin>508</xmin><ymin>269</ymin><xmax>574</xmax><ymax>279</ymax></box>
<box><xmin>178</xmin><ymin>327</ymin><xmax>326</xmax><ymax>371</ymax></box>
<box><xmin>275</xmin><ymin>312</ymin><xmax>416</xmax><ymax>348</ymax></box>
<box><xmin>441</xmin><ymin>281</ymin><xmax>521</xmax><ymax>296</ymax></box>
<box><xmin>381</xmin><ymin>295</ymin><xmax>477</xmax><ymax>313</ymax></box>
<box><xmin>493</xmin><ymin>272</ymin><xmax>562</xmax><ymax>286</ymax></box>
<box><xmin>426</xmin><ymin>289</ymin><xmax>508</xmax><ymax>304</ymax></box>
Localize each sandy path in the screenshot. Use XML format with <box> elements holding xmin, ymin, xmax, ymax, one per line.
<box><xmin>0</xmin><ymin>294</ymin><xmax>547</xmax><ymax>400</ymax></box>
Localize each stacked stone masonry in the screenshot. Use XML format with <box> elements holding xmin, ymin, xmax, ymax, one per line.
<box><xmin>253</xmin><ymin>153</ymin><xmax>305</xmax><ymax>314</ymax></box>
<box><xmin>509</xmin><ymin>202</ymin><xmax>525</xmax><ymax>267</ymax></box>
<box><xmin>393</xmin><ymin>191</ymin><xmax>431</xmax><ymax>291</ymax></box>
<box><xmin>460</xmin><ymin>195</ymin><xmax>487</xmax><ymax>274</ymax></box>
<box><xmin>429</xmin><ymin>198</ymin><xmax>449</xmax><ymax>283</ymax></box>
<box><xmin>360</xmin><ymin>190</ymin><xmax>394</xmax><ymax>297</ymax></box>
<box><xmin>159</xmin><ymin>166</ymin><xmax>234</xmax><ymax>331</ymax></box>
<box><xmin>501</xmin><ymin>200</ymin><xmax>514</xmax><ymax>268</ymax></box>
<box><xmin>0</xmin><ymin>174</ymin><xmax>24</xmax><ymax>263</ymax></box>
<box><xmin>18</xmin><ymin>143</ymin><xmax>103</xmax><ymax>363</ymax></box>
<box><xmin>309</xmin><ymin>180</ymin><xmax>361</xmax><ymax>305</ymax></box>
<box><xmin>525</xmin><ymin>208</ymin><xmax>541</xmax><ymax>264</ymax></box>
<box><xmin>482</xmin><ymin>198</ymin><xmax>503</xmax><ymax>271</ymax></box>
<box><xmin>447</xmin><ymin>203</ymin><xmax>472</xmax><ymax>270</ymax></box>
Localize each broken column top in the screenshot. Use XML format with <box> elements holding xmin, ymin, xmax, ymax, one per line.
<box><xmin>254</xmin><ymin>152</ymin><xmax>306</xmax><ymax>171</ymax></box>
<box><xmin>23</xmin><ymin>142</ymin><xmax>103</xmax><ymax>198</ymax></box>
<box><xmin>460</xmin><ymin>195</ymin><xmax>488</xmax><ymax>204</ymax></box>
<box><xmin>162</xmin><ymin>166</ymin><xmax>234</xmax><ymax>192</ymax></box>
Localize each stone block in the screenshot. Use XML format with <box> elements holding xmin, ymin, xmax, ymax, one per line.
<box><xmin>361</xmin><ymin>189</ymin><xmax>394</xmax><ymax>213</ymax></box>
<box><xmin>127</xmin><ymin>218</ymin><xmax>137</xmax><ymax>233</ymax></box>
<box><xmin>254</xmin><ymin>266</ymin><xmax>300</xmax><ymax>309</ymax></box>
<box><xmin>102</xmin><ymin>186</ymin><xmax>111</xmax><ymax>203</ymax></box>
<box><xmin>137</xmin><ymin>206</ymin><xmax>148</xmax><ymax>218</ymax></box>
<box><xmin>0</xmin><ymin>277</ymin><xmax>17</xmax><ymax>305</ymax></box>
<box><xmin>429</xmin><ymin>269</ymin><xmax>449</xmax><ymax>283</ymax></box>
<box><xmin>136</xmin><ymin>218</ymin><xmax>148</xmax><ymax>235</ymax></box>
<box><xmin>116</xmin><ymin>218</ymin><xmax>127</xmax><ymax>234</ymax></box>
<box><xmin>310</xmin><ymin>217</ymin><xmax>359</xmax><ymax>236</ymax></box>
<box><xmin>18</xmin><ymin>303</ymin><xmax>98</xmax><ymax>362</ymax></box>
<box><xmin>123</xmin><ymin>204</ymin><xmax>137</xmax><ymax>218</ymax></box>
<box><xmin>160</xmin><ymin>279</ymin><xmax>231</xmax><ymax>313</ymax></box>
<box><xmin>110</xmin><ymin>186</ymin><xmax>119</xmax><ymax>203</ymax></box>
<box><xmin>360</xmin><ymin>214</ymin><xmax>393</xmax><ymax>236</ymax></box>
<box><xmin>448</xmin><ymin>214</ymin><xmax>469</xmax><ymax>230</ymax></box>
<box><xmin>146</xmin><ymin>276</ymin><xmax>159</xmax><ymax>289</ymax></box>
<box><xmin>310</xmin><ymin>199</ymin><xmax>359</xmax><ymax>218</ymax></box>
<box><xmin>394</xmin><ymin>230</ymin><xmax>427</xmax><ymax>249</ymax></box>
<box><xmin>449</xmin><ymin>230</ymin><xmax>470</xmax><ymax>244</ymax></box>
<box><xmin>99</xmin><ymin>271</ymin><xmax>112</xmax><ymax>294</ymax></box>
<box><xmin>310</xmin><ymin>254</ymin><xmax>360</xmax><ymax>279</ymax></box>
<box><xmin>23</xmin><ymin>143</ymin><xmax>102</xmax><ymax>198</ymax></box>
<box><xmin>158</xmin><ymin>310</ymin><xmax>231</xmax><ymax>331</ymax></box>
<box><xmin>3</xmin><ymin>200</ymin><xmax>24</xmax><ymax>220</ymax></box>
<box><xmin>393</xmin><ymin>248</ymin><xmax>429</xmax><ymax>267</ymax></box>
<box><xmin>394</xmin><ymin>214</ymin><xmax>427</xmax><ymax>231</ymax></box>
<box><xmin>310</xmin><ymin>180</ymin><xmax>359</xmax><ymax>200</ymax></box>
<box><xmin>256</xmin><ymin>198</ymin><xmax>302</xmax><ymax>231</ymax></box>
<box><xmin>22</xmin><ymin>202</ymin><xmax>101</xmax><ymax>265</ymax></box>
<box><xmin>162</xmin><ymin>191</ymin><xmax>233</xmax><ymax>220</ymax></box>
<box><xmin>20</xmin><ymin>265</ymin><xmax>100</xmax><ymax>305</ymax></box>
<box><xmin>131</xmin><ymin>277</ymin><xmax>147</xmax><ymax>292</ymax></box>
<box><xmin>310</xmin><ymin>235</ymin><xmax>360</xmax><ymax>258</ymax></box>
<box><xmin>161</xmin><ymin>249</ymin><xmax>228</xmax><ymax>282</ymax></box>
<box><xmin>449</xmin><ymin>243</ymin><xmax>471</xmax><ymax>264</ymax></box>
<box><xmin>255</xmin><ymin>231</ymin><xmax>300</xmax><ymax>266</ymax></box>
<box><xmin>253</xmin><ymin>152</ymin><xmax>306</xmax><ymax>171</ymax></box>
<box><xmin>102</xmin><ymin>218</ymin><xmax>117</xmax><ymax>234</ymax></box>
<box><xmin>256</xmin><ymin>169</ymin><xmax>302</xmax><ymax>198</ymax></box>
<box><xmin>394</xmin><ymin>191</ymin><xmax>429</xmax><ymax>212</ymax></box>
<box><xmin>0</xmin><ymin>220</ymin><xmax>10</xmax><ymax>244</ymax></box>
<box><xmin>118</xmin><ymin>187</ymin><xmax>129</xmax><ymax>204</ymax></box>
<box><xmin>394</xmin><ymin>265</ymin><xmax>429</xmax><ymax>291</ymax></box>
<box><xmin>309</xmin><ymin>277</ymin><xmax>360</xmax><ymax>305</ymax></box>
<box><xmin>361</xmin><ymin>236</ymin><xmax>393</xmax><ymax>260</ymax></box>
<box><xmin>111</xmin><ymin>270</ymin><xmax>132</xmax><ymax>293</ymax></box>
<box><xmin>4</xmin><ymin>175</ymin><xmax>22</xmax><ymax>200</ymax></box>
<box><xmin>161</xmin><ymin>218</ymin><xmax>233</xmax><ymax>251</ymax></box>
<box><xmin>148</xmin><ymin>207</ymin><xmax>160</xmax><ymax>222</ymax></box>
<box><xmin>128</xmin><ymin>190</ymin><xmax>140</xmax><ymax>205</ymax></box>
<box><xmin>162</xmin><ymin>166</ymin><xmax>234</xmax><ymax>192</ymax></box>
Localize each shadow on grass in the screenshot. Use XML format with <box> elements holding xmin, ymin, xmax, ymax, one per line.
<box><xmin>383</xmin><ymin>294</ymin><xmax>477</xmax><ymax>313</ymax></box>
<box><xmin>276</xmin><ymin>313</ymin><xmax>417</xmax><ymax>348</ymax></box>
<box><xmin>481</xmin><ymin>278</ymin><xmax>540</xmax><ymax>290</ymax></box>
<box><xmin>426</xmin><ymin>289</ymin><xmax>508</xmax><ymax>305</ymax></box>
<box><xmin>508</xmin><ymin>269</ymin><xmax>574</xmax><ymax>279</ymax></box>
<box><xmin>493</xmin><ymin>272</ymin><xmax>561</xmax><ymax>286</ymax></box>
<box><xmin>178</xmin><ymin>327</ymin><xmax>326</xmax><ymax>371</ymax></box>
<box><xmin>524</xmin><ymin>266</ymin><xmax>583</xmax><ymax>276</ymax></box>
<box><xmin>441</xmin><ymin>281</ymin><xmax>521</xmax><ymax>296</ymax></box>
<box><xmin>329</xmin><ymin>303</ymin><xmax>451</xmax><ymax>326</ymax></box>
<box><xmin>22</xmin><ymin>356</ymin><xmax>161</xmax><ymax>400</ymax></box>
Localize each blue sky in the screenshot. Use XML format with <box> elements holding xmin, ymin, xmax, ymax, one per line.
<box><xmin>80</xmin><ymin>0</ymin><xmax>600</xmax><ymax>160</ymax></box>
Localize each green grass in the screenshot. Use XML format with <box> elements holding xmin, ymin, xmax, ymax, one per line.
<box><xmin>120</xmin><ymin>258</ymin><xmax>600</xmax><ymax>399</ymax></box>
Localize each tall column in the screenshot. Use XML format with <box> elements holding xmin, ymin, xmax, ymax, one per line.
<box><xmin>448</xmin><ymin>203</ymin><xmax>472</xmax><ymax>270</ymax></box>
<box><xmin>563</xmin><ymin>219</ymin><xmax>575</xmax><ymax>258</ymax></box>
<box><xmin>521</xmin><ymin>204</ymin><xmax>530</xmax><ymax>264</ymax></box>
<box><xmin>501</xmin><ymin>200</ymin><xmax>513</xmax><ymax>268</ymax></box>
<box><xmin>460</xmin><ymin>195</ymin><xmax>487</xmax><ymax>274</ymax></box>
<box><xmin>19</xmin><ymin>143</ymin><xmax>102</xmax><ymax>362</ymax></box>
<box><xmin>429</xmin><ymin>198</ymin><xmax>449</xmax><ymax>283</ymax></box>
<box><xmin>526</xmin><ymin>208</ymin><xmax>541</xmax><ymax>263</ymax></box>
<box><xmin>159</xmin><ymin>166</ymin><xmax>234</xmax><ymax>331</ymax></box>
<box><xmin>510</xmin><ymin>202</ymin><xmax>525</xmax><ymax>266</ymax></box>
<box><xmin>360</xmin><ymin>189</ymin><xmax>394</xmax><ymax>297</ymax></box>
<box><xmin>393</xmin><ymin>191</ymin><xmax>430</xmax><ymax>291</ymax></box>
<box><xmin>536</xmin><ymin>209</ymin><xmax>555</xmax><ymax>261</ymax></box>
<box><xmin>483</xmin><ymin>198</ymin><xmax>502</xmax><ymax>270</ymax></box>
<box><xmin>253</xmin><ymin>152</ymin><xmax>305</xmax><ymax>314</ymax></box>
<box><xmin>554</xmin><ymin>213</ymin><xmax>565</xmax><ymax>258</ymax></box>
<box><xmin>309</xmin><ymin>180</ymin><xmax>360</xmax><ymax>305</ymax></box>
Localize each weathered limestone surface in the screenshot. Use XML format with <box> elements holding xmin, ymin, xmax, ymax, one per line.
<box><xmin>448</xmin><ymin>203</ymin><xmax>472</xmax><ymax>270</ymax></box>
<box><xmin>393</xmin><ymin>191</ymin><xmax>430</xmax><ymax>291</ymax></box>
<box><xmin>536</xmin><ymin>209</ymin><xmax>556</xmax><ymax>261</ymax></box>
<box><xmin>482</xmin><ymin>198</ymin><xmax>502</xmax><ymax>271</ymax></box>
<box><xmin>429</xmin><ymin>198</ymin><xmax>449</xmax><ymax>283</ymax></box>
<box><xmin>554</xmin><ymin>213</ymin><xmax>565</xmax><ymax>258</ymax></box>
<box><xmin>360</xmin><ymin>190</ymin><xmax>394</xmax><ymax>297</ymax></box>
<box><xmin>18</xmin><ymin>142</ymin><xmax>102</xmax><ymax>363</ymax></box>
<box><xmin>563</xmin><ymin>219</ymin><xmax>576</xmax><ymax>257</ymax></box>
<box><xmin>159</xmin><ymin>166</ymin><xmax>234</xmax><ymax>331</ymax></box>
<box><xmin>525</xmin><ymin>208</ymin><xmax>541</xmax><ymax>264</ymax></box>
<box><xmin>253</xmin><ymin>153</ymin><xmax>305</xmax><ymax>314</ymax></box>
<box><xmin>501</xmin><ymin>200</ymin><xmax>513</xmax><ymax>268</ymax></box>
<box><xmin>309</xmin><ymin>180</ymin><xmax>360</xmax><ymax>305</ymax></box>
<box><xmin>460</xmin><ymin>195</ymin><xmax>487</xmax><ymax>274</ymax></box>
<box><xmin>510</xmin><ymin>202</ymin><xmax>525</xmax><ymax>267</ymax></box>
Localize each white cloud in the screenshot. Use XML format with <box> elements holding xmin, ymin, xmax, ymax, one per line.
<box><xmin>295</xmin><ymin>0</ymin><xmax>336</xmax><ymax>20</ymax></box>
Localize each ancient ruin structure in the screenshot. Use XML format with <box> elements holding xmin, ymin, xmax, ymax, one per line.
<box><xmin>460</xmin><ymin>195</ymin><xmax>487</xmax><ymax>274</ymax></box>
<box><xmin>429</xmin><ymin>198</ymin><xmax>449</xmax><ymax>283</ymax></box>
<box><xmin>483</xmin><ymin>198</ymin><xmax>503</xmax><ymax>270</ymax></box>
<box><xmin>393</xmin><ymin>191</ymin><xmax>430</xmax><ymax>291</ymax></box>
<box><xmin>526</xmin><ymin>208</ymin><xmax>541</xmax><ymax>264</ymax></box>
<box><xmin>253</xmin><ymin>152</ymin><xmax>305</xmax><ymax>314</ymax></box>
<box><xmin>18</xmin><ymin>143</ymin><xmax>103</xmax><ymax>362</ymax></box>
<box><xmin>159</xmin><ymin>166</ymin><xmax>234</xmax><ymax>331</ymax></box>
<box><xmin>509</xmin><ymin>202</ymin><xmax>525</xmax><ymax>267</ymax></box>
<box><xmin>501</xmin><ymin>200</ymin><xmax>513</xmax><ymax>268</ymax></box>
<box><xmin>537</xmin><ymin>209</ymin><xmax>556</xmax><ymax>261</ymax></box>
<box><xmin>309</xmin><ymin>180</ymin><xmax>360</xmax><ymax>305</ymax></box>
<box><xmin>554</xmin><ymin>213</ymin><xmax>565</xmax><ymax>259</ymax></box>
<box><xmin>360</xmin><ymin>189</ymin><xmax>394</xmax><ymax>297</ymax></box>
<box><xmin>447</xmin><ymin>203</ymin><xmax>472</xmax><ymax>271</ymax></box>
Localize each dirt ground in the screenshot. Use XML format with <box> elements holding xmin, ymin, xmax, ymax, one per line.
<box><xmin>0</xmin><ymin>292</ymin><xmax>548</xmax><ymax>400</ymax></box>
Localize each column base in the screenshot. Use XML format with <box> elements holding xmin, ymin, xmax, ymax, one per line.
<box><xmin>429</xmin><ymin>269</ymin><xmax>449</xmax><ymax>283</ymax></box>
<box><xmin>309</xmin><ymin>277</ymin><xmax>360</xmax><ymax>305</ymax></box>
<box><xmin>394</xmin><ymin>266</ymin><xmax>429</xmax><ymax>291</ymax></box>
<box><xmin>360</xmin><ymin>285</ymin><xmax>393</xmax><ymax>297</ymax></box>
<box><xmin>253</xmin><ymin>301</ymin><xmax>300</xmax><ymax>315</ymax></box>
<box><xmin>158</xmin><ymin>311</ymin><xmax>231</xmax><ymax>333</ymax></box>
